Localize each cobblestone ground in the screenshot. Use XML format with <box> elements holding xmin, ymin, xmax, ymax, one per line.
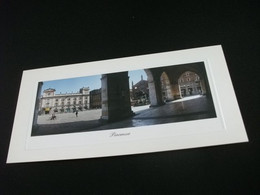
<box><xmin>37</xmin><ymin>109</ymin><xmax>102</xmax><ymax>125</ymax></box>
<box><xmin>32</xmin><ymin>95</ymin><xmax>216</xmax><ymax>136</ymax></box>
<box><xmin>92</xmin><ymin>95</ymin><xmax>216</xmax><ymax>131</ymax></box>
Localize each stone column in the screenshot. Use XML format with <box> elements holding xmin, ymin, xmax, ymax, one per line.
<box><xmin>33</xmin><ymin>82</ymin><xmax>43</xmax><ymax>126</ymax></box>
<box><xmin>101</xmin><ymin>74</ymin><xmax>109</xmax><ymax>120</ymax></box>
<box><xmin>166</xmin><ymin>84</ymin><xmax>174</xmax><ymax>101</ymax></box>
<box><xmin>148</xmin><ymin>77</ymin><xmax>164</xmax><ymax>107</ymax></box>
<box><xmin>200</xmin><ymin>79</ymin><xmax>207</xmax><ymax>95</ymax></box>
<box><xmin>172</xmin><ymin>83</ymin><xmax>182</xmax><ymax>99</ymax></box>
<box><xmin>101</xmin><ymin>72</ymin><xmax>133</xmax><ymax>122</ymax></box>
<box><xmin>148</xmin><ymin>80</ymin><xmax>157</xmax><ymax>106</ymax></box>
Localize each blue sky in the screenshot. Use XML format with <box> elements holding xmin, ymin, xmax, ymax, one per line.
<box><xmin>41</xmin><ymin>69</ymin><xmax>147</xmax><ymax>94</ymax></box>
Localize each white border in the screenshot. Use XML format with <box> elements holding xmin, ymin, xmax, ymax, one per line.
<box><xmin>7</xmin><ymin>45</ymin><xmax>248</xmax><ymax>163</ymax></box>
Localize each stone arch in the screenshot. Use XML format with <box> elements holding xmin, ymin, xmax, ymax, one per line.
<box><xmin>176</xmin><ymin>68</ymin><xmax>208</xmax><ymax>97</ymax></box>
<box><xmin>178</xmin><ymin>71</ymin><xmax>203</xmax><ymax>97</ymax></box>
<box><xmin>100</xmin><ymin>68</ymin><xmax>165</xmax><ymax>122</ymax></box>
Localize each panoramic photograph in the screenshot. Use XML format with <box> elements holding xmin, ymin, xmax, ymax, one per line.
<box><xmin>31</xmin><ymin>62</ymin><xmax>216</xmax><ymax>136</ymax></box>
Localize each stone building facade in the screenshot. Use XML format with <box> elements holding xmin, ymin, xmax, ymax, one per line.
<box><xmin>40</xmin><ymin>87</ymin><xmax>90</xmax><ymax>114</ymax></box>
<box><xmin>131</xmin><ymin>75</ymin><xmax>149</xmax><ymax>106</ymax></box>
<box><xmin>90</xmin><ymin>88</ymin><xmax>102</xmax><ymax>109</ymax></box>
<box><xmin>178</xmin><ymin>71</ymin><xmax>202</xmax><ymax>97</ymax></box>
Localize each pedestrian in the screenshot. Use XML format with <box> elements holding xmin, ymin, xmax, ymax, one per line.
<box><xmin>75</xmin><ymin>110</ymin><xmax>78</xmax><ymax>117</ymax></box>
<box><xmin>50</xmin><ymin>109</ymin><xmax>56</xmax><ymax>120</ymax></box>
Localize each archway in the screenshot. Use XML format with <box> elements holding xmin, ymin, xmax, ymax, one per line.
<box><xmin>178</xmin><ymin>71</ymin><xmax>203</xmax><ymax>97</ymax></box>
<box><xmin>144</xmin><ymin>69</ymin><xmax>164</xmax><ymax>107</ymax></box>
<box><xmin>160</xmin><ymin>72</ymin><xmax>174</xmax><ymax>102</ymax></box>
<box><xmin>100</xmin><ymin>68</ymin><xmax>168</xmax><ymax>122</ymax></box>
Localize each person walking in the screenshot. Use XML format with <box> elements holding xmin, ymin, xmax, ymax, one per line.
<box><xmin>75</xmin><ymin>110</ymin><xmax>78</xmax><ymax>117</ymax></box>
<box><xmin>50</xmin><ymin>109</ymin><xmax>56</xmax><ymax>120</ymax></box>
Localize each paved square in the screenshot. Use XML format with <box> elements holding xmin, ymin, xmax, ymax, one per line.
<box><xmin>32</xmin><ymin>96</ymin><xmax>216</xmax><ymax>136</ymax></box>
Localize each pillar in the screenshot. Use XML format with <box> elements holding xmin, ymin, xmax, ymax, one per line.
<box><xmin>101</xmin><ymin>74</ymin><xmax>109</xmax><ymax>120</ymax></box>
<box><xmin>148</xmin><ymin>77</ymin><xmax>164</xmax><ymax>106</ymax></box>
<box><xmin>172</xmin><ymin>83</ymin><xmax>182</xmax><ymax>99</ymax></box>
<box><xmin>165</xmin><ymin>84</ymin><xmax>174</xmax><ymax>101</ymax></box>
<box><xmin>101</xmin><ymin>72</ymin><xmax>133</xmax><ymax>122</ymax></box>
<box><xmin>33</xmin><ymin>82</ymin><xmax>43</xmax><ymax>126</ymax></box>
<box><xmin>200</xmin><ymin>79</ymin><xmax>207</xmax><ymax>95</ymax></box>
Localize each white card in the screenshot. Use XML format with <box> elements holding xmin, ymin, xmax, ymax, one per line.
<box><xmin>7</xmin><ymin>45</ymin><xmax>248</xmax><ymax>163</ymax></box>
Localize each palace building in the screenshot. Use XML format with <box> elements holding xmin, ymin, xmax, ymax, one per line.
<box><xmin>40</xmin><ymin>87</ymin><xmax>90</xmax><ymax>114</ymax></box>
<box><xmin>178</xmin><ymin>71</ymin><xmax>202</xmax><ymax>97</ymax></box>
<box><xmin>131</xmin><ymin>75</ymin><xmax>149</xmax><ymax>106</ymax></box>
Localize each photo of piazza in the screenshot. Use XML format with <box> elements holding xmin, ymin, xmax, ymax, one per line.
<box><xmin>39</xmin><ymin>87</ymin><xmax>101</xmax><ymax>115</ymax></box>
<box><xmin>31</xmin><ymin>62</ymin><xmax>216</xmax><ymax>136</ymax></box>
